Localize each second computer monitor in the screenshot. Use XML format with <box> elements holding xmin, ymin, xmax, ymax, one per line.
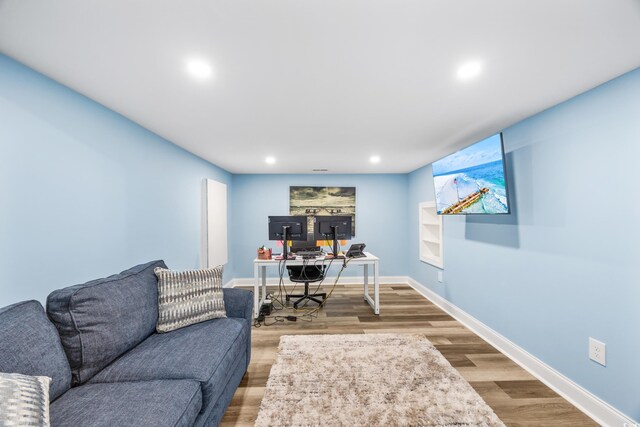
<box><xmin>314</xmin><ymin>215</ymin><xmax>352</xmax><ymax>255</ymax></box>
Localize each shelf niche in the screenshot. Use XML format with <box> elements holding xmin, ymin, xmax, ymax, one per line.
<box><xmin>419</xmin><ymin>201</ymin><xmax>443</xmax><ymax>268</ymax></box>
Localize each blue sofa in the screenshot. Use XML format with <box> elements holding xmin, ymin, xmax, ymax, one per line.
<box><xmin>0</xmin><ymin>260</ymin><xmax>253</xmax><ymax>426</ymax></box>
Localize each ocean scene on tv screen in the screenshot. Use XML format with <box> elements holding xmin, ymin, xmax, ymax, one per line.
<box><xmin>432</xmin><ymin>133</ymin><xmax>509</xmax><ymax>214</ymax></box>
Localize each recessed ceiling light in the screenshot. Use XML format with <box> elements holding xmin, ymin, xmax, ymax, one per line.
<box><xmin>186</xmin><ymin>59</ymin><xmax>213</xmax><ymax>80</ymax></box>
<box><xmin>265</xmin><ymin>156</ymin><xmax>276</xmax><ymax>165</ymax></box>
<box><xmin>370</xmin><ymin>155</ymin><xmax>381</xmax><ymax>164</ymax></box>
<box><xmin>457</xmin><ymin>61</ymin><xmax>482</xmax><ymax>80</ymax></box>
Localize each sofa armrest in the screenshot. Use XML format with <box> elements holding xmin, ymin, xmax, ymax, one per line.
<box><xmin>223</xmin><ymin>288</ymin><xmax>253</xmax><ymax>372</ymax></box>
<box><xmin>223</xmin><ymin>288</ymin><xmax>253</xmax><ymax>324</ymax></box>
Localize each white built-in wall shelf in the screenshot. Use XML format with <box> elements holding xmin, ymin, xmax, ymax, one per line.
<box><xmin>419</xmin><ymin>201</ymin><xmax>443</xmax><ymax>268</ymax></box>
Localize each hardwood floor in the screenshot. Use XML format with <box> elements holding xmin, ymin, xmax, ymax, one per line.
<box><xmin>220</xmin><ymin>284</ymin><xmax>596</xmax><ymax>426</ymax></box>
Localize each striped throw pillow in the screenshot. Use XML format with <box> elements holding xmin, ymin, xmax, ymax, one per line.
<box><xmin>155</xmin><ymin>266</ymin><xmax>226</xmax><ymax>333</ymax></box>
<box><xmin>0</xmin><ymin>372</ymin><xmax>51</xmax><ymax>427</ymax></box>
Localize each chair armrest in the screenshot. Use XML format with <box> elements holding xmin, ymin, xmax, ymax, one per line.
<box><xmin>223</xmin><ymin>288</ymin><xmax>253</xmax><ymax>325</ymax></box>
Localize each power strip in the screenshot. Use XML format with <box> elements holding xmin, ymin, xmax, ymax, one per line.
<box><xmin>260</xmin><ymin>298</ymin><xmax>273</xmax><ymax>316</ymax></box>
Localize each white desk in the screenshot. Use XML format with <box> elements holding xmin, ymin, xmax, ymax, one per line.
<box><xmin>252</xmin><ymin>252</ymin><xmax>380</xmax><ymax>318</ymax></box>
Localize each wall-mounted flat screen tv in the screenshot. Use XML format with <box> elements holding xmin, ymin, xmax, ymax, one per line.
<box><xmin>432</xmin><ymin>133</ymin><xmax>510</xmax><ymax>215</ymax></box>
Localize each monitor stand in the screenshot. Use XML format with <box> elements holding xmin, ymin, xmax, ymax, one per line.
<box><xmin>281</xmin><ymin>225</ymin><xmax>291</xmax><ymax>261</ymax></box>
<box><xmin>331</xmin><ymin>226</ymin><xmax>340</xmax><ymax>259</ymax></box>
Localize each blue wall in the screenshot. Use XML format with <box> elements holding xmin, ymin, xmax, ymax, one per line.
<box><xmin>408</xmin><ymin>68</ymin><xmax>640</xmax><ymax>421</ymax></box>
<box><xmin>0</xmin><ymin>54</ymin><xmax>233</xmax><ymax>307</ymax></box>
<box><xmin>231</xmin><ymin>174</ymin><xmax>408</xmax><ymax>278</ymax></box>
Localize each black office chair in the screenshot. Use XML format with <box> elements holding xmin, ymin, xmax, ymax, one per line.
<box><xmin>286</xmin><ymin>264</ymin><xmax>326</xmax><ymax>309</ymax></box>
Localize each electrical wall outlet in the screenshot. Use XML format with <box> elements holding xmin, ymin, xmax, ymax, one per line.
<box><xmin>589</xmin><ymin>338</ymin><xmax>606</xmax><ymax>366</ymax></box>
<box><xmin>437</xmin><ymin>271</ymin><xmax>444</xmax><ymax>283</ymax></box>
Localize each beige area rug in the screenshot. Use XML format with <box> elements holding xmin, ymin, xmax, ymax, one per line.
<box><xmin>255</xmin><ymin>333</ymin><xmax>505</xmax><ymax>427</ymax></box>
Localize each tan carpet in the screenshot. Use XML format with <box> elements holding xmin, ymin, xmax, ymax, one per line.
<box><xmin>255</xmin><ymin>333</ymin><xmax>505</xmax><ymax>427</ymax></box>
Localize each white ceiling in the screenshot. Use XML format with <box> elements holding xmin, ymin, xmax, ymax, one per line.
<box><xmin>1</xmin><ymin>1</ymin><xmax>639</xmax><ymax>174</ymax></box>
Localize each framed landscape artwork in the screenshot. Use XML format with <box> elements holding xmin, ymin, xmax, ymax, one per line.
<box><xmin>289</xmin><ymin>186</ymin><xmax>356</xmax><ymax>238</ymax></box>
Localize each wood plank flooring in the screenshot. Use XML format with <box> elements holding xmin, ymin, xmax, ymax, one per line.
<box><xmin>220</xmin><ymin>284</ymin><xmax>596</xmax><ymax>426</ymax></box>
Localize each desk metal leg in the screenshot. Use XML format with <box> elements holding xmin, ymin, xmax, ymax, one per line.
<box><xmin>253</xmin><ymin>263</ymin><xmax>260</xmax><ymax>318</ymax></box>
<box><xmin>373</xmin><ymin>261</ymin><xmax>380</xmax><ymax>315</ymax></box>
<box><xmin>363</xmin><ymin>264</ymin><xmax>369</xmax><ymax>300</ymax></box>
<box><xmin>261</xmin><ymin>266</ymin><xmax>267</xmax><ymax>308</ymax></box>
<box><xmin>363</xmin><ymin>263</ymin><xmax>379</xmax><ymax>314</ymax></box>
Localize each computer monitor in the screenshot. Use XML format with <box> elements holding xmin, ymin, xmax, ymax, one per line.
<box><xmin>268</xmin><ymin>216</ymin><xmax>308</xmax><ymax>259</ymax></box>
<box><xmin>313</xmin><ymin>216</ymin><xmax>352</xmax><ymax>257</ymax></box>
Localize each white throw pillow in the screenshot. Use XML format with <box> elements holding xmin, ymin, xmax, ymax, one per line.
<box><xmin>0</xmin><ymin>372</ymin><xmax>51</xmax><ymax>427</ymax></box>
<box><xmin>154</xmin><ymin>266</ymin><xmax>226</xmax><ymax>333</ymax></box>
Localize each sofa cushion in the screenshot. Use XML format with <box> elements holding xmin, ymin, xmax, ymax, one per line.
<box><xmin>46</xmin><ymin>260</ymin><xmax>166</xmax><ymax>385</ymax></box>
<box><xmin>89</xmin><ymin>317</ymin><xmax>248</xmax><ymax>409</ymax></box>
<box><xmin>50</xmin><ymin>380</ymin><xmax>202</xmax><ymax>427</ymax></box>
<box><xmin>155</xmin><ymin>266</ymin><xmax>226</xmax><ymax>333</ymax></box>
<box><xmin>0</xmin><ymin>300</ymin><xmax>72</xmax><ymax>400</ymax></box>
<box><xmin>0</xmin><ymin>372</ymin><xmax>50</xmax><ymax>426</ymax></box>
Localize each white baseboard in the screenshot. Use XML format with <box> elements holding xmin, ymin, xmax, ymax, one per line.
<box><xmin>228</xmin><ymin>275</ymin><xmax>409</xmax><ymax>287</ymax></box>
<box><xmin>406</xmin><ymin>277</ymin><xmax>635</xmax><ymax>427</ymax></box>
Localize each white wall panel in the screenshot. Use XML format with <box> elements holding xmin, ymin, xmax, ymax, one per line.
<box><xmin>203</xmin><ymin>179</ymin><xmax>228</xmax><ymax>267</ymax></box>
